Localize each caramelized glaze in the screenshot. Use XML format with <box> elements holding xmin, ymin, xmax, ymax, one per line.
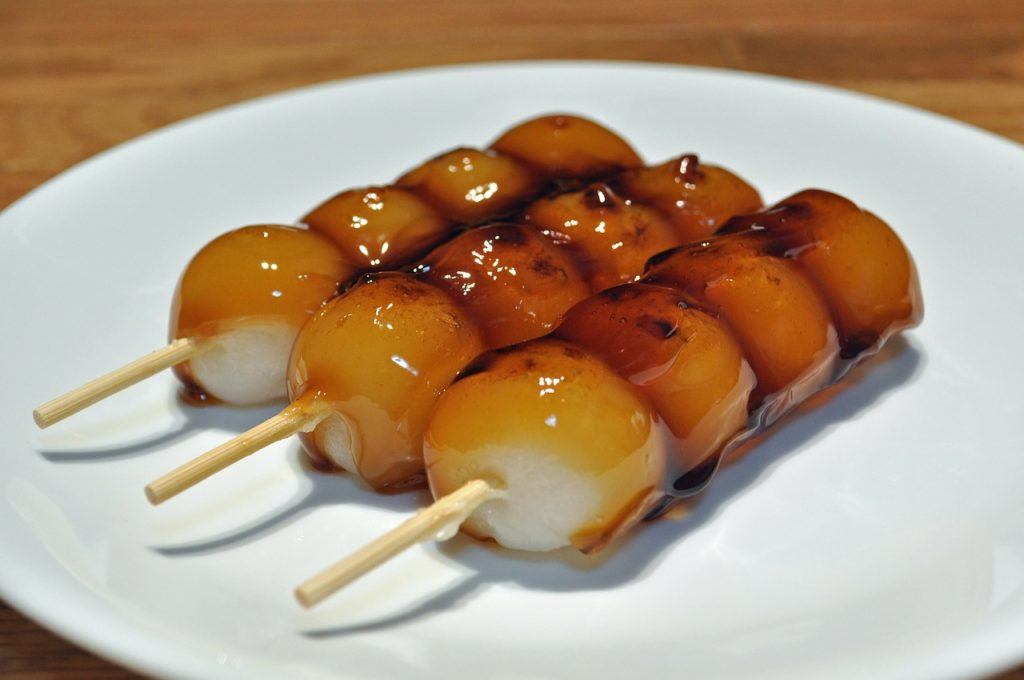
<box><xmin>612</xmin><ymin>154</ymin><xmax>763</xmax><ymax>242</ymax></box>
<box><xmin>415</xmin><ymin>224</ymin><xmax>590</xmax><ymax>348</ymax></box>
<box><xmin>302</xmin><ymin>186</ymin><xmax>451</xmax><ymax>270</ymax></box>
<box><xmin>423</xmin><ymin>187</ymin><xmax>922</xmax><ymax>546</ymax></box>
<box><xmin>645</xmin><ymin>234</ymin><xmax>839</xmax><ymax>408</ymax></box>
<box><xmin>717</xmin><ymin>189</ymin><xmax>923</xmax><ymax>356</ymax></box>
<box><xmin>171</xmin><ymin>225</ymin><xmax>353</xmax><ymax>339</ymax></box>
<box><xmin>285</xmin><ymin>155</ymin><xmax>760</xmax><ymax>487</ymax></box>
<box><xmin>396</xmin><ymin>148</ymin><xmax>542</xmax><ymax>224</ymax></box>
<box><xmin>556</xmin><ymin>283</ymin><xmax>755</xmax><ymax>473</ymax></box>
<box><xmin>170</xmin><ymin>225</ymin><xmax>353</xmax><ymax>399</ymax></box>
<box><xmin>491</xmin><ymin>114</ymin><xmax>643</xmax><ymax>179</ymax></box>
<box><xmin>424</xmin><ymin>339</ymin><xmax>667</xmax><ymax>552</ymax></box>
<box><xmin>523</xmin><ymin>183</ymin><xmax>680</xmax><ymax>292</ymax></box>
<box><xmin>285</xmin><ymin>148</ymin><xmax>763</xmax><ymax>488</ymax></box>
<box><xmin>300</xmin><ymin>115</ymin><xmax>648</xmax><ymax>269</ymax></box>
<box><xmin>287</xmin><ymin>273</ymin><xmax>485</xmax><ymax>490</ymax></box>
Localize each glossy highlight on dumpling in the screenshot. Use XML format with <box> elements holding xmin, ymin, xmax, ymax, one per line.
<box><xmin>287</xmin><ymin>273</ymin><xmax>486</xmax><ymax>490</ymax></box>
<box><xmin>424</xmin><ymin>339</ymin><xmax>667</xmax><ymax>552</ymax></box>
<box><xmin>171</xmin><ymin>225</ymin><xmax>353</xmax><ymax>404</ymax></box>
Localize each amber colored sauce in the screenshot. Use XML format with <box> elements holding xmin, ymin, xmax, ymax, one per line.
<box><xmin>287</xmin><ymin>273</ymin><xmax>485</xmax><ymax>490</ymax></box>
<box><xmin>169</xmin><ymin>225</ymin><xmax>354</xmax><ymax>401</ymax></box>
<box><xmin>556</xmin><ymin>283</ymin><xmax>754</xmax><ymax>473</ymax></box>
<box><xmin>423</xmin><ymin>182</ymin><xmax>923</xmax><ymax>542</ymax></box>
<box><xmin>645</xmin><ymin>234</ymin><xmax>839</xmax><ymax>407</ymax></box>
<box><xmin>490</xmin><ymin>114</ymin><xmax>643</xmax><ymax>180</ymax></box>
<box><xmin>611</xmin><ymin>154</ymin><xmax>763</xmax><ymax>243</ymax></box>
<box><xmin>284</xmin><ymin>146</ymin><xmax>765</xmax><ymax>490</ymax></box>
<box><xmin>424</xmin><ymin>338</ymin><xmax>666</xmax><ymax>552</ymax></box>
<box><xmin>301</xmin><ymin>186</ymin><xmax>452</xmax><ymax>271</ymax></box>
<box><xmin>632</xmin><ymin>192</ymin><xmax>921</xmax><ymax>496</ymax></box>
<box><xmin>523</xmin><ymin>183</ymin><xmax>681</xmax><ymax>292</ymax></box>
<box><xmin>177</xmin><ymin>380</ymin><xmax>219</xmax><ymax>407</ymax></box>
<box><xmin>414</xmin><ymin>224</ymin><xmax>590</xmax><ymax>349</ymax></box>
<box><xmin>171</xmin><ymin>225</ymin><xmax>354</xmax><ymax>338</ymax></box>
<box><xmin>396</xmin><ymin>148</ymin><xmax>544</xmax><ymax>224</ymax></box>
<box><xmin>716</xmin><ymin>189</ymin><xmax>924</xmax><ymax>356</ymax></box>
<box><xmin>285</xmin><ymin>147</ymin><xmax>766</xmax><ymax>489</ymax></box>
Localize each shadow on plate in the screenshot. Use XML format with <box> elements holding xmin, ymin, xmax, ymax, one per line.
<box><xmin>151</xmin><ymin>450</ymin><xmax>433</xmax><ymax>556</ymax></box>
<box><xmin>301</xmin><ymin>336</ymin><xmax>924</xmax><ymax>638</ymax></box>
<box><xmin>35</xmin><ymin>398</ymin><xmax>285</xmax><ymax>462</ymax></box>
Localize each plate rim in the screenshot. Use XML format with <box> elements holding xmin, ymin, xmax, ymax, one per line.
<box><xmin>2</xmin><ymin>59</ymin><xmax>1023</xmax><ymax>680</ymax></box>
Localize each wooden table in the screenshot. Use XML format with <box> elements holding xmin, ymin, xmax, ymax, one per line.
<box><xmin>1</xmin><ymin>1</ymin><xmax>1022</xmax><ymax>677</ymax></box>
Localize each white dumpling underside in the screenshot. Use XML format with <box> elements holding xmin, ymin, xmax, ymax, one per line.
<box><xmin>188</xmin><ymin>322</ymin><xmax>296</xmax><ymax>405</ymax></box>
<box><xmin>463</xmin><ymin>446</ymin><xmax>602</xmax><ymax>552</ymax></box>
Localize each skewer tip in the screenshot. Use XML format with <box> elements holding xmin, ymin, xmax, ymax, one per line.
<box><xmin>31</xmin><ymin>338</ymin><xmax>205</xmax><ymax>430</ymax></box>
<box><xmin>293</xmin><ymin>478</ymin><xmax>496</xmax><ymax>608</ymax></box>
<box><xmin>294</xmin><ymin>586</ymin><xmax>317</xmax><ymax>609</ymax></box>
<box><xmin>32</xmin><ymin>408</ymin><xmax>50</xmax><ymax>429</ymax></box>
<box><xmin>144</xmin><ymin>484</ymin><xmax>162</xmax><ymax>506</ymax></box>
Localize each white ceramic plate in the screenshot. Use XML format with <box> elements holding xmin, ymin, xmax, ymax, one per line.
<box><xmin>1</xmin><ymin>61</ymin><xmax>1022</xmax><ymax>680</ymax></box>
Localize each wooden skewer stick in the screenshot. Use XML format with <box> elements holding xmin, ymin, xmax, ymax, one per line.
<box><xmin>33</xmin><ymin>337</ymin><xmax>207</xmax><ymax>429</ymax></box>
<box><xmin>295</xmin><ymin>478</ymin><xmax>496</xmax><ymax>608</ymax></box>
<box><xmin>145</xmin><ymin>405</ymin><xmax>323</xmax><ymax>505</ymax></box>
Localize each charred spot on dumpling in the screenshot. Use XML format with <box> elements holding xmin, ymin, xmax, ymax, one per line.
<box><xmin>336</xmin><ymin>278</ymin><xmax>354</xmax><ymax>295</ymax></box>
<box><xmin>715</xmin><ymin>216</ymin><xmax>744</xmax><ymax>235</ymax></box>
<box><xmin>630</xmin><ymin>220</ymin><xmax>649</xmax><ymax>241</ymax></box>
<box><xmin>637</xmin><ymin>315</ymin><xmax>679</xmax><ymax>340</ymax></box>
<box><xmin>454</xmin><ymin>354</ymin><xmax>496</xmax><ymax>382</ymax></box>
<box><xmin>600</xmin><ymin>284</ymin><xmax>644</xmax><ymax>302</ymax></box>
<box><xmin>561</xmin><ymin>344</ymin><xmax>586</xmax><ymax>360</ymax></box>
<box><xmin>645</xmin><ymin>246</ymin><xmax>685</xmax><ymax>268</ymax></box>
<box><xmin>529</xmin><ymin>254</ymin><xmax>568</xmax><ymax>280</ymax></box>
<box><xmin>371</xmin><ymin>273</ymin><xmax>429</xmax><ymax>300</ymax></box>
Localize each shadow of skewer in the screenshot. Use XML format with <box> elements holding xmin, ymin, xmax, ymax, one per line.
<box><xmin>300</xmin><ymin>336</ymin><xmax>923</xmax><ymax>637</ymax></box>
<box><xmin>63</xmin><ymin>336</ymin><xmax>922</xmax><ymax>637</ymax></box>
<box><xmin>151</xmin><ymin>448</ymin><xmax>433</xmax><ymax>556</ymax></box>
<box><xmin>36</xmin><ymin>399</ymin><xmax>285</xmax><ymax>462</ymax></box>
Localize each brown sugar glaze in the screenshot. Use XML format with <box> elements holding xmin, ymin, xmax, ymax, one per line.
<box><xmin>555</xmin><ymin>283</ymin><xmax>755</xmax><ymax>474</ymax></box>
<box><xmin>286</xmin><ymin>147</ymin><xmax>763</xmax><ymax>489</ymax></box>
<box><xmin>170</xmin><ymin>225</ymin><xmax>355</xmax><ymax>404</ymax></box>
<box><xmin>413</xmin><ymin>223</ymin><xmax>591</xmax><ymax>348</ymax></box>
<box><xmin>490</xmin><ymin>114</ymin><xmax>643</xmax><ymax>180</ymax></box>
<box><xmin>170</xmin><ymin>115</ymin><xmax>645</xmax><ymax>404</ymax></box>
<box><xmin>522</xmin><ymin>183</ymin><xmax>682</xmax><ymax>292</ymax></box>
<box><xmin>424</xmin><ymin>338</ymin><xmax>667</xmax><ymax>553</ymax></box>
<box><xmin>302</xmin><ymin>114</ymin><xmax>647</xmax><ymax>270</ymax></box>
<box><xmin>640</xmin><ymin>189</ymin><xmax>923</xmax><ymax>497</ymax></box>
<box><xmin>426</xmin><ymin>189</ymin><xmax>921</xmax><ymax>544</ymax></box>
<box><xmin>287</xmin><ymin>273</ymin><xmax>486</xmax><ymax>489</ymax></box>
<box><xmin>301</xmin><ymin>185</ymin><xmax>453</xmax><ymax>271</ymax></box>
<box><xmin>715</xmin><ymin>189</ymin><xmax>923</xmax><ymax>357</ymax></box>
<box><xmin>611</xmin><ymin>154</ymin><xmax>763</xmax><ymax>242</ymax></box>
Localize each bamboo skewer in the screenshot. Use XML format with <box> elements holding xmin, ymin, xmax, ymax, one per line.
<box><xmin>295</xmin><ymin>479</ymin><xmax>496</xmax><ymax>608</ymax></box>
<box><xmin>145</xmin><ymin>405</ymin><xmax>323</xmax><ymax>505</ymax></box>
<box><xmin>33</xmin><ymin>337</ymin><xmax>207</xmax><ymax>429</ymax></box>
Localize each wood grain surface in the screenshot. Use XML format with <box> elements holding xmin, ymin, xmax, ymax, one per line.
<box><xmin>1</xmin><ymin>0</ymin><xmax>1022</xmax><ymax>677</ymax></box>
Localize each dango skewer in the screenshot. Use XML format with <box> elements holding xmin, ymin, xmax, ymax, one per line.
<box><xmin>34</xmin><ymin>225</ymin><xmax>353</xmax><ymax>427</ymax></box>
<box><xmin>294</xmin><ymin>190</ymin><xmax>923</xmax><ymax>606</ymax></box>
<box><xmin>33</xmin><ymin>114</ymin><xmax>645</xmax><ymax>428</ymax></box>
<box><xmin>145</xmin><ymin>152</ymin><xmax>762</xmax><ymax>503</ymax></box>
